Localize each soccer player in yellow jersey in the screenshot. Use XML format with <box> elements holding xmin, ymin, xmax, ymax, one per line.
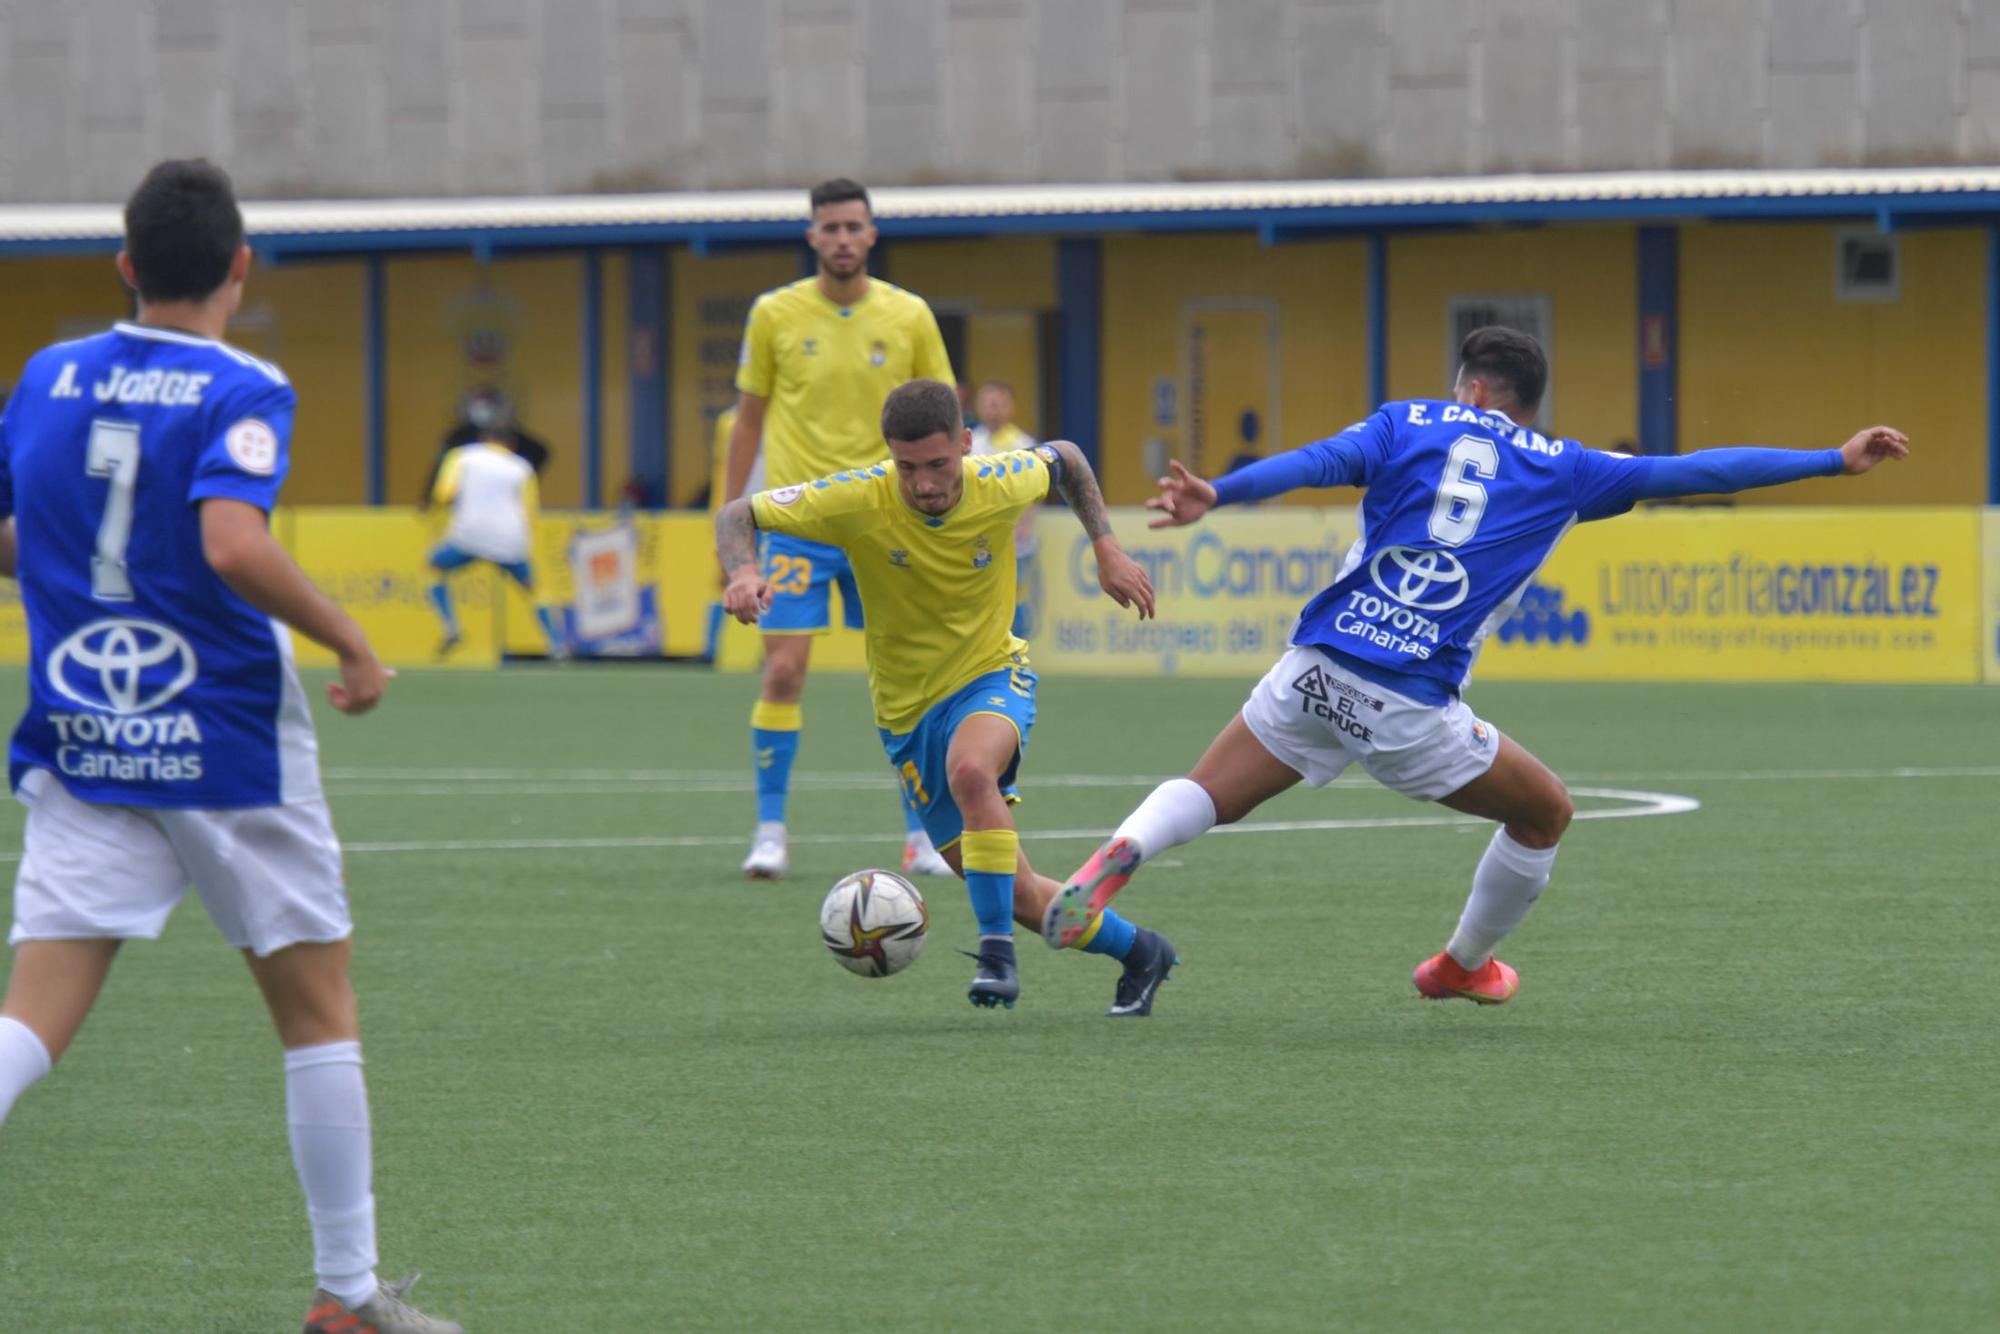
<box><xmin>717</xmin><ymin>380</ymin><xmax>1179</xmax><ymax>1016</ymax></box>
<box><xmin>723</xmin><ymin>178</ymin><xmax>956</xmax><ymax>881</ymax></box>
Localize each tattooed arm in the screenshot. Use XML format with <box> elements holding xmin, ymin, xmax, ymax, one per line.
<box><xmin>1043</xmin><ymin>440</ymin><xmax>1154</xmax><ymax>619</ymax></box>
<box><xmin>715</xmin><ymin>497</ymin><xmax>772</xmax><ymax>623</ymax></box>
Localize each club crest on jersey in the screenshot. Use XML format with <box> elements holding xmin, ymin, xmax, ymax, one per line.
<box><xmin>1368</xmin><ymin>546</ymin><xmax>1470</xmax><ymax>611</ymax></box>
<box><xmin>225</xmin><ymin>418</ymin><xmax>279</xmax><ymax>475</ymax></box>
<box><xmin>869</xmin><ymin>340</ymin><xmax>887</xmax><ymax>367</ymax></box>
<box><xmin>972</xmin><ymin>536</ymin><xmax>993</xmax><ymax>570</ymax></box>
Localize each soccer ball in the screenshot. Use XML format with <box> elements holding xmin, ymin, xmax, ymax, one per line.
<box><xmin>819</xmin><ymin>869</ymin><xmax>929</xmax><ymax>978</ymax></box>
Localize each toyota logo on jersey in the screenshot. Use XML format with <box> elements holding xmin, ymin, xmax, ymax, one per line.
<box><xmin>1368</xmin><ymin>546</ymin><xmax>1471</xmax><ymax>611</ymax></box>
<box><xmin>47</xmin><ymin>618</ymin><xmax>199</xmax><ymax>715</ymax></box>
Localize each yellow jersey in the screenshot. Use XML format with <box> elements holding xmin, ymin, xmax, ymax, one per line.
<box><xmin>750</xmin><ymin>447</ymin><xmax>1060</xmax><ymax>731</ymax></box>
<box><xmin>735</xmin><ymin>277</ymin><xmax>954</xmax><ymax>488</ymax></box>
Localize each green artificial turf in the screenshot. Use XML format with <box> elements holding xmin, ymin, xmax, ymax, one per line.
<box><xmin>0</xmin><ymin>668</ymin><xmax>1993</xmax><ymax>1331</ymax></box>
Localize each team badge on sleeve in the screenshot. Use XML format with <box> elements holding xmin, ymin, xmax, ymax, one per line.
<box><xmin>768</xmin><ymin>484</ymin><xmax>804</xmax><ymax>506</ymax></box>
<box><xmin>224</xmin><ymin>418</ymin><xmax>279</xmax><ymax>475</ymax></box>
<box><xmin>1035</xmin><ymin>445</ymin><xmax>1059</xmax><ymax>465</ymax></box>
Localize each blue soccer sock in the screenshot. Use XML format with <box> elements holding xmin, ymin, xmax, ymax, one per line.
<box><xmin>960</xmin><ymin>829</ymin><xmax>1018</xmax><ymax>938</ymax></box>
<box><xmin>534</xmin><ymin>605</ymin><xmax>564</xmax><ymax>650</ymax></box>
<box><xmin>426</xmin><ymin>581</ymin><xmax>458</xmax><ymax>636</ymax></box>
<box><xmin>1078</xmin><ymin>909</ymin><xmax>1139</xmax><ymax>962</ymax></box>
<box><xmin>750</xmin><ymin>700</ymin><xmax>802</xmax><ymax>825</ymax></box>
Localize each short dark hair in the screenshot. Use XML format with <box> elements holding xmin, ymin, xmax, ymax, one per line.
<box><xmin>1457</xmin><ymin>326</ymin><xmax>1547</xmax><ymax>412</ymax></box>
<box><xmin>123</xmin><ymin>159</ymin><xmax>244</xmax><ymax>303</ymax></box>
<box><xmin>882</xmin><ymin>379</ymin><xmax>962</xmax><ymax>443</ymax></box>
<box><xmin>809</xmin><ymin>177</ymin><xmax>871</xmax><ymax>215</ymax></box>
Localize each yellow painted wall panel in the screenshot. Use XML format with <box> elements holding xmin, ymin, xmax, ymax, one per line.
<box><xmin>239</xmin><ymin>262</ymin><xmax>367</xmax><ymax>503</ymax></box>
<box><xmin>384</xmin><ymin>253</ymin><xmax>592</xmax><ymax>509</ymax></box>
<box><xmin>1100</xmin><ymin>234</ymin><xmax>1370</xmax><ymax>507</ymax></box>
<box><xmin>1680</xmin><ymin>225</ymin><xmax>1984</xmax><ymax>506</ymax></box>
<box><xmin>671</xmin><ymin>249</ymin><xmax>801</xmax><ymax>507</ymax></box>
<box><xmin>1386</xmin><ymin>225</ymin><xmax>1638</xmax><ymax>453</ymax></box>
<box><xmin>886</xmin><ymin>236</ymin><xmax>1057</xmax><ymax>312</ymax></box>
<box><xmin>0</xmin><ymin>256</ymin><xmax>129</xmax><ymax>389</ymax></box>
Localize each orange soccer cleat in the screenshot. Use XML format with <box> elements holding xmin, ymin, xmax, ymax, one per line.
<box><xmin>1413</xmin><ymin>951</ymin><xmax>1519</xmax><ymax>1005</ymax></box>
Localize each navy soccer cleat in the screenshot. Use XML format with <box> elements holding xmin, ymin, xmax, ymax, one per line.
<box><xmin>962</xmin><ymin>938</ymin><xmax>1020</xmax><ymax>1010</ymax></box>
<box><xmin>1108</xmin><ymin>928</ymin><xmax>1178</xmax><ymax>1018</ymax></box>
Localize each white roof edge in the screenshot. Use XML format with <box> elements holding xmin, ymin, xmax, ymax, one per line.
<box><xmin>6</xmin><ymin>167</ymin><xmax>2000</xmax><ymax>243</ymax></box>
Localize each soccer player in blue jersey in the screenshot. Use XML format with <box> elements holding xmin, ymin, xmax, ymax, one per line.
<box><xmin>0</xmin><ymin>162</ymin><xmax>460</xmax><ymax>1334</ymax></box>
<box><xmin>1046</xmin><ymin>326</ymin><xmax>1908</xmax><ymax>1005</ymax></box>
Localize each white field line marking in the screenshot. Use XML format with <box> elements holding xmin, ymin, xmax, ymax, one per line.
<box><xmin>317</xmin><ymin>763</ymin><xmax>2000</xmax><ymax>798</ymax></box>
<box><xmin>0</xmin><ymin>787</ymin><xmax>1697</xmax><ymax>864</ymax></box>
<box><xmin>339</xmin><ymin>785</ymin><xmax>1694</xmax><ymax>854</ymax></box>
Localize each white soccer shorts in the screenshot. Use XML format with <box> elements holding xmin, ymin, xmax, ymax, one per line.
<box><xmin>1241</xmin><ymin>645</ymin><xmax>1501</xmax><ymax>801</ymax></box>
<box><xmin>9</xmin><ymin>769</ymin><xmax>351</xmax><ymax>958</ymax></box>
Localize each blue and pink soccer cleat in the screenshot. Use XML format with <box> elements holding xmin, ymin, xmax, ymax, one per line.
<box><xmin>1041</xmin><ymin>836</ymin><xmax>1145</xmax><ymax>950</ymax></box>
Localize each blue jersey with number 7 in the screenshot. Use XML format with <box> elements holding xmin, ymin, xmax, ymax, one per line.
<box><xmin>1211</xmin><ymin>398</ymin><xmax>1843</xmax><ymax>704</ymax></box>
<box><xmin>0</xmin><ymin>321</ymin><xmax>322</xmax><ymax>808</ymax></box>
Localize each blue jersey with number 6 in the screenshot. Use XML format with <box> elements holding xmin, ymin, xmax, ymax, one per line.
<box><xmin>0</xmin><ymin>322</ymin><xmax>321</xmax><ymax>808</ymax></box>
<box><xmin>1281</xmin><ymin>400</ymin><xmax>1649</xmax><ymax>703</ymax></box>
<box><xmin>1210</xmin><ymin>399</ymin><xmax>1846</xmax><ymax>704</ymax></box>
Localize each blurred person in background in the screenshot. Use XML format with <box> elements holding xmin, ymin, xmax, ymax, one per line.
<box><xmin>721</xmin><ymin>177</ymin><xmax>957</xmax><ymax>881</ymax></box>
<box><xmin>426</xmin><ymin>436</ymin><xmax>567</xmax><ymax>660</ymax></box>
<box><xmin>418</xmin><ymin>384</ymin><xmax>550</xmax><ymax>509</ymax></box>
<box><xmin>967</xmin><ymin>380</ymin><xmax>1040</xmax><ymax>639</ymax></box>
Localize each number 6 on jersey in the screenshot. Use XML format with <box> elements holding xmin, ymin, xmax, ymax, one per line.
<box><xmin>1428</xmin><ymin>434</ymin><xmax>1497</xmax><ymax>547</ymax></box>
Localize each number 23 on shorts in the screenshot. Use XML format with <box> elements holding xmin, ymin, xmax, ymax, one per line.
<box><xmin>769</xmin><ymin>554</ymin><xmax>812</xmax><ymax>596</ymax></box>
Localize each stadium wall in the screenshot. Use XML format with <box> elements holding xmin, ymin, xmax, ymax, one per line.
<box><xmin>4</xmin><ymin>0</ymin><xmax>1997</xmax><ymax>201</ymax></box>
<box><xmin>5</xmin><ymin>220</ymin><xmax>1990</xmax><ymax>510</ymax></box>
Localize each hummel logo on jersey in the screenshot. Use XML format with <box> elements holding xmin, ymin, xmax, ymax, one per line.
<box><xmin>802</xmin><ymin>338</ymin><xmax>818</xmax><ymax>356</ymax></box>
<box><xmin>888</xmin><ymin>549</ymin><xmax>911</xmax><ymax>567</ymax></box>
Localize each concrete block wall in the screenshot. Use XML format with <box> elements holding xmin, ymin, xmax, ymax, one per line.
<box><xmin>0</xmin><ymin>0</ymin><xmax>1995</xmax><ymax>201</ymax></box>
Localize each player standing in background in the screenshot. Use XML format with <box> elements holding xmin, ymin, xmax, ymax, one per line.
<box><xmin>967</xmin><ymin>380</ymin><xmax>1040</xmax><ymax>639</ymax></box>
<box><xmin>718</xmin><ymin>380</ymin><xmax>1179</xmax><ymax>1015</ymax></box>
<box><xmin>0</xmin><ymin>161</ymin><xmax>461</xmax><ymax>1334</ymax></box>
<box><xmin>723</xmin><ymin>178</ymin><xmax>957</xmax><ymax>881</ymax></box>
<box><xmin>1047</xmin><ymin>327</ymin><xmax>1908</xmax><ymax>1004</ymax></box>
<box><xmin>426</xmin><ymin>435</ymin><xmax>567</xmax><ymax>660</ymax></box>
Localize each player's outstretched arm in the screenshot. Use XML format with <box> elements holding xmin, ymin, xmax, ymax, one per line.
<box><xmin>715</xmin><ymin>496</ymin><xmax>773</xmax><ymax>624</ymax></box>
<box><xmin>1047</xmin><ymin>439</ymin><xmax>1154</xmax><ymax>619</ymax></box>
<box><xmin>198</xmin><ymin>499</ymin><xmax>391</xmax><ymax>715</ymax></box>
<box><xmin>1577</xmin><ymin>426</ymin><xmax>1909</xmax><ymax>521</ymax></box>
<box><xmin>1147</xmin><ymin>432</ymin><xmax>1370</xmax><ymax>528</ymax></box>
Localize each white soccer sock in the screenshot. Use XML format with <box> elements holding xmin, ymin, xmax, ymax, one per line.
<box><xmin>0</xmin><ymin>1016</ymin><xmax>53</xmax><ymax>1126</ymax></box>
<box><xmin>1113</xmin><ymin>778</ymin><xmax>1218</xmax><ymax>861</ymax></box>
<box><xmin>285</xmin><ymin>1041</ymin><xmax>379</xmax><ymax>1308</ymax></box>
<box><xmin>1446</xmin><ymin>828</ymin><xmax>1560</xmax><ymax>969</ymax></box>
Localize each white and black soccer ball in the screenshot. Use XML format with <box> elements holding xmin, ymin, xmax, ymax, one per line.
<box><xmin>819</xmin><ymin>869</ymin><xmax>929</xmax><ymax>978</ymax></box>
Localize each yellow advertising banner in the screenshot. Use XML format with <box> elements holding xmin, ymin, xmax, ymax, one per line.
<box><xmin>282</xmin><ymin>507</ymin><xmax>500</xmax><ymax>670</ymax></box>
<box><xmin>1025</xmin><ymin>507</ymin><xmax>1359</xmax><ymax>676</ymax></box>
<box><xmin>1021</xmin><ymin>505</ymin><xmax>1983</xmax><ymax>685</ymax></box>
<box><xmin>1984</xmin><ymin>508</ymin><xmax>2000</xmax><ymax>684</ymax></box>
<box><xmin>1476</xmin><ymin>508</ymin><xmax>1981</xmax><ymax>684</ymax></box>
